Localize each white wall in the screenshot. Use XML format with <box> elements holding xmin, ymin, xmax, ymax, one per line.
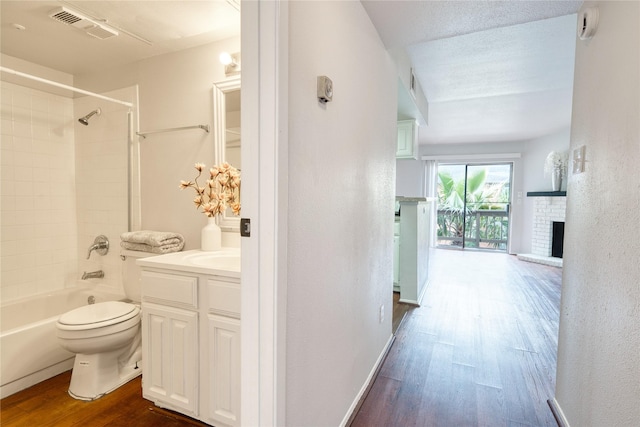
<box><xmin>555</xmin><ymin>2</ymin><xmax>640</xmax><ymax>425</ymax></box>
<box><xmin>286</xmin><ymin>2</ymin><xmax>396</xmax><ymax>425</ymax></box>
<box><xmin>75</xmin><ymin>37</ymin><xmax>241</xmax><ymax>250</ymax></box>
<box><xmin>390</xmin><ymin>48</ymin><xmax>429</xmax><ymax>126</ymax></box>
<box><xmin>396</xmin><ymin>157</ymin><xmax>425</xmax><ymax>197</ymax></box>
<box><xmin>396</xmin><ymin>129</ymin><xmax>570</xmax><ymax>253</ymax></box>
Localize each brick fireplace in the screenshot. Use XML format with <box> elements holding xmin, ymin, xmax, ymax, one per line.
<box><xmin>518</xmin><ymin>192</ymin><xmax>567</xmax><ymax>267</ymax></box>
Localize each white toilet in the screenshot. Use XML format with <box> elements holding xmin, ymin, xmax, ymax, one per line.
<box><xmin>56</xmin><ymin>250</ymin><xmax>152</xmax><ymax>400</ymax></box>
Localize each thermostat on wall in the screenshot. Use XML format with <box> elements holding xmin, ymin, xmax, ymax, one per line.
<box><xmin>317</xmin><ymin>76</ymin><xmax>333</xmax><ymax>103</ymax></box>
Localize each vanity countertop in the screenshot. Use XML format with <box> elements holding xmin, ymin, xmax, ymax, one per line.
<box><xmin>136</xmin><ymin>248</ymin><xmax>240</xmax><ymax>278</ymax></box>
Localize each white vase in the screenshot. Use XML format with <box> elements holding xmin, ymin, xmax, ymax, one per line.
<box><xmin>201</xmin><ymin>217</ymin><xmax>222</xmax><ymax>251</ymax></box>
<box><xmin>551</xmin><ymin>168</ymin><xmax>562</xmax><ymax>192</ymax></box>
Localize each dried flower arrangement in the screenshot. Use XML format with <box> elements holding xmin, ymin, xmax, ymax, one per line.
<box><xmin>180</xmin><ymin>162</ymin><xmax>241</xmax><ymax>218</ymax></box>
<box><xmin>544</xmin><ymin>150</ymin><xmax>568</xmax><ymax>176</ymax></box>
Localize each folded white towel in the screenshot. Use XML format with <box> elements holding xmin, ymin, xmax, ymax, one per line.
<box><xmin>120</xmin><ymin>230</ymin><xmax>184</xmax><ymax>247</ymax></box>
<box><xmin>120</xmin><ymin>240</ymin><xmax>184</xmax><ymax>254</ymax></box>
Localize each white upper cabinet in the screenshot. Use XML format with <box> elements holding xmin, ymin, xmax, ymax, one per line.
<box><xmin>396</xmin><ymin>120</ymin><xmax>418</xmax><ymax>159</ymax></box>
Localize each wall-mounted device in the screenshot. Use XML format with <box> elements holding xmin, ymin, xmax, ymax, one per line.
<box><xmin>578</xmin><ymin>7</ymin><xmax>599</xmax><ymax>40</ymax></box>
<box><xmin>49</xmin><ymin>7</ymin><xmax>119</xmax><ymax>40</ymax></box>
<box><xmin>409</xmin><ymin>68</ymin><xmax>417</xmax><ymax>99</ymax></box>
<box><xmin>317</xmin><ymin>76</ymin><xmax>333</xmax><ymax>104</ymax></box>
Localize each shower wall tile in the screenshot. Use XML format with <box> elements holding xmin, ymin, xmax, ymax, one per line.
<box><xmin>1</xmin><ymin>81</ymin><xmax>137</xmax><ymax>303</ymax></box>
<box><xmin>75</xmin><ymin>86</ymin><xmax>138</xmax><ymax>294</ymax></box>
<box><xmin>11</xmin><ymin>88</ymin><xmax>31</xmax><ymax>110</ymax></box>
<box><xmin>0</xmin><ymin>81</ymin><xmax>77</xmax><ymax>302</ymax></box>
<box><xmin>1</xmin><ymin>85</ymin><xmax>11</xmax><ymax>106</ymax></box>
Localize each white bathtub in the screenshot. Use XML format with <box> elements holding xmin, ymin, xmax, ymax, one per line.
<box><xmin>0</xmin><ymin>285</ymin><xmax>126</xmax><ymax>398</ymax></box>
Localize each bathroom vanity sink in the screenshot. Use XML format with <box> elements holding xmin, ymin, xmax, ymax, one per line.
<box><xmin>136</xmin><ymin>248</ymin><xmax>240</xmax><ymax>277</ymax></box>
<box><xmin>137</xmin><ymin>248</ymin><xmax>240</xmax><ymax>427</ymax></box>
<box><xmin>184</xmin><ymin>250</ymin><xmax>240</xmax><ymax>270</ymax></box>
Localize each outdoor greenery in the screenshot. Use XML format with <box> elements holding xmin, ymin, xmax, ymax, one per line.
<box><xmin>437</xmin><ymin>166</ymin><xmax>510</xmax><ymax>250</ymax></box>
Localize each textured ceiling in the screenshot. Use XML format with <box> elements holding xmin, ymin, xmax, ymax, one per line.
<box><xmin>2</xmin><ymin>1</ymin><xmax>581</xmax><ymax>145</ymax></box>
<box><xmin>362</xmin><ymin>0</ymin><xmax>582</xmax><ymax>144</ymax></box>
<box><xmin>362</xmin><ymin>0</ymin><xmax>582</xmax><ymax>48</ymax></box>
<box><xmin>1</xmin><ymin>1</ymin><xmax>240</xmax><ymax>76</ymax></box>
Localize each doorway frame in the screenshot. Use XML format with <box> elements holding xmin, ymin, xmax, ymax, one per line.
<box><xmin>241</xmin><ymin>1</ymin><xmax>288</xmax><ymax>426</ymax></box>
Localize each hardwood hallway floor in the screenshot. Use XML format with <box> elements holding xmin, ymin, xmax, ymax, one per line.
<box><xmin>2</xmin><ymin>250</ymin><xmax>561</xmax><ymax>427</ymax></box>
<box><xmin>351</xmin><ymin>249</ymin><xmax>562</xmax><ymax>427</ymax></box>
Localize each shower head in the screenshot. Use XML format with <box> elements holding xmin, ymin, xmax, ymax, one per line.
<box><xmin>78</xmin><ymin>108</ymin><xmax>101</xmax><ymax>125</ymax></box>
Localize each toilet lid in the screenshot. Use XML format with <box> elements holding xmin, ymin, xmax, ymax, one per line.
<box><xmin>58</xmin><ymin>301</ymin><xmax>138</xmax><ymax>328</ymax></box>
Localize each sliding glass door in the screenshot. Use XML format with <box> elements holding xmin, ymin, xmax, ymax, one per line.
<box><xmin>436</xmin><ymin>163</ymin><xmax>512</xmax><ymax>251</ymax></box>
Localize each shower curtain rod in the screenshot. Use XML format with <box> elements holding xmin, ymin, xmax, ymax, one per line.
<box><xmin>0</xmin><ymin>66</ymin><xmax>134</xmax><ymax>108</ymax></box>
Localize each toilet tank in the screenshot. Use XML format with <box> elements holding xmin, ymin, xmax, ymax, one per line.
<box><xmin>121</xmin><ymin>250</ymin><xmax>156</xmax><ymax>303</ymax></box>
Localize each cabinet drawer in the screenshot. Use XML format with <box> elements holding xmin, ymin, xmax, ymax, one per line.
<box><xmin>207</xmin><ymin>279</ymin><xmax>240</xmax><ymax>318</ymax></box>
<box><xmin>142</xmin><ymin>271</ymin><xmax>198</xmax><ymax>309</ymax></box>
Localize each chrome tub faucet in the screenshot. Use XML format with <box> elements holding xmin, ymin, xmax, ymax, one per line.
<box><xmin>82</xmin><ymin>270</ymin><xmax>104</xmax><ymax>280</ymax></box>
<box><xmin>87</xmin><ymin>235</ymin><xmax>109</xmax><ymax>259</ymax></box>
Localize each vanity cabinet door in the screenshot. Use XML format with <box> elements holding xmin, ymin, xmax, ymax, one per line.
<box><xmin>206</xmin><ymin>314</ymin><xmax>241</xmax><ymax>427</ymax></box>
<box><xmin>142</xmin><ymin>302</ymin><xmax>198</xmax><ymax>416</ymax></box>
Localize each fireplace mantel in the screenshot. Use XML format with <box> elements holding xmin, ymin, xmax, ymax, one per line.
<box><xmin>527</xmin><ymin>191</ymin><xmax>566</xmax><ymax>197</ymax></box>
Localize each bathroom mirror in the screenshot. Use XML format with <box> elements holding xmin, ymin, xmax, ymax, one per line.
<box><xmin>213</xmin><ymin>76</ymin><xmax>241</xmax><ymax>232</ymax></box>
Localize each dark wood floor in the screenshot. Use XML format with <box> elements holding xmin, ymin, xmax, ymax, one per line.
<box><xmin>2</xmin><ymin>250</ymin><xmax>561</xmax><ymax>427</ymax></box>
<box><xmin>393</xmin><ymin>290</ymin><xmax>414</xmax><ymax>334</ymax></box>
<box><xmin>0</xmin><ymin>373</ymin><xmax>208</xmax><ymax>427</ymax></box>
<box><xmin>351</xmin><ymin>249</ymin><xmax>563</xmax><ymax>427</ymax></box>
<box><xmin>0</xmin><ymin>301</ymin><xmax>412</xmax><ymax>427</ymax></box>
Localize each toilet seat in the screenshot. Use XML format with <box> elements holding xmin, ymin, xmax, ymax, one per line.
<box><xmin>57</xmin><ymin>301</ymin><xmax>139</xmax><ymax>331</ymax></box>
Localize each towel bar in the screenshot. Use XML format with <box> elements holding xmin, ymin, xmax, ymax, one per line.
<box><xmin>137</xmin><ymin>124</ymin><xmax>210</xmax><ymax>139</ymax></box>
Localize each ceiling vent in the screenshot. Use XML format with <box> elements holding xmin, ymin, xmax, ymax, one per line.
<box><xmin>49</xmin><ymin>7</ymin><xmax>118</xmax><ymax>40</ymax></box>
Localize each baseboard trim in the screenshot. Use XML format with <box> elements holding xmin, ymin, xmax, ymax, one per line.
<box><xmin>398</xmin><ymin>280</ymin><xmax>430</xmax><ymax>306</ymax></box>
<box><xmin>548</xmin><ymin>398</ymin><xmax>571</xmax><ymax>427</ymax></box>
<box><xmin>0</xmin><ymin>358</ymin><xmax>74</xmax><ymax>399</ymax></box>
<box><xmin>340</xmin><ymin>334</ymin><xmax>395</xmax><ymax>427</ymax></box>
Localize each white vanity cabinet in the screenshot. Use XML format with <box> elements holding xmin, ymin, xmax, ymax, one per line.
<box><xmin>204</xmin><ymin>278</ymin><xmax>241</xmax><ymax>427</ymax></box>
<box><xmin>138</xmin><ymin>249</ymin><xmax>241</xmax><ymax>427</ymax></box>
<box><xmin>142</xmin><ymin>300</ymin><xmax>199</xmax><ymax>415</ymax></box>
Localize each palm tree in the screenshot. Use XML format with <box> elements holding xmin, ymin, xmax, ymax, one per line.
<box><xmin>437</xmin><ymin>167</ymin><xmax>509</xmax><ymax>249</ymax></box>
<box><xmin>437</xmin><ymin>168</ymin><xmax>487</xmax><ymax>245</ymax></box>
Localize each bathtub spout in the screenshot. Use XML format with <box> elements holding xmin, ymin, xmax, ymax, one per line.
<box><xmin>82</xmin><ymin>270</ymin><xmax>104</xmax><ymax>280</ymax></box>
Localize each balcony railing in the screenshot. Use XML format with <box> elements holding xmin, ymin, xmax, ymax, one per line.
<box><xmin>437</xmin><ymin>208</ymin><xmax>509</xmax><ymax>250</ymax></box>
